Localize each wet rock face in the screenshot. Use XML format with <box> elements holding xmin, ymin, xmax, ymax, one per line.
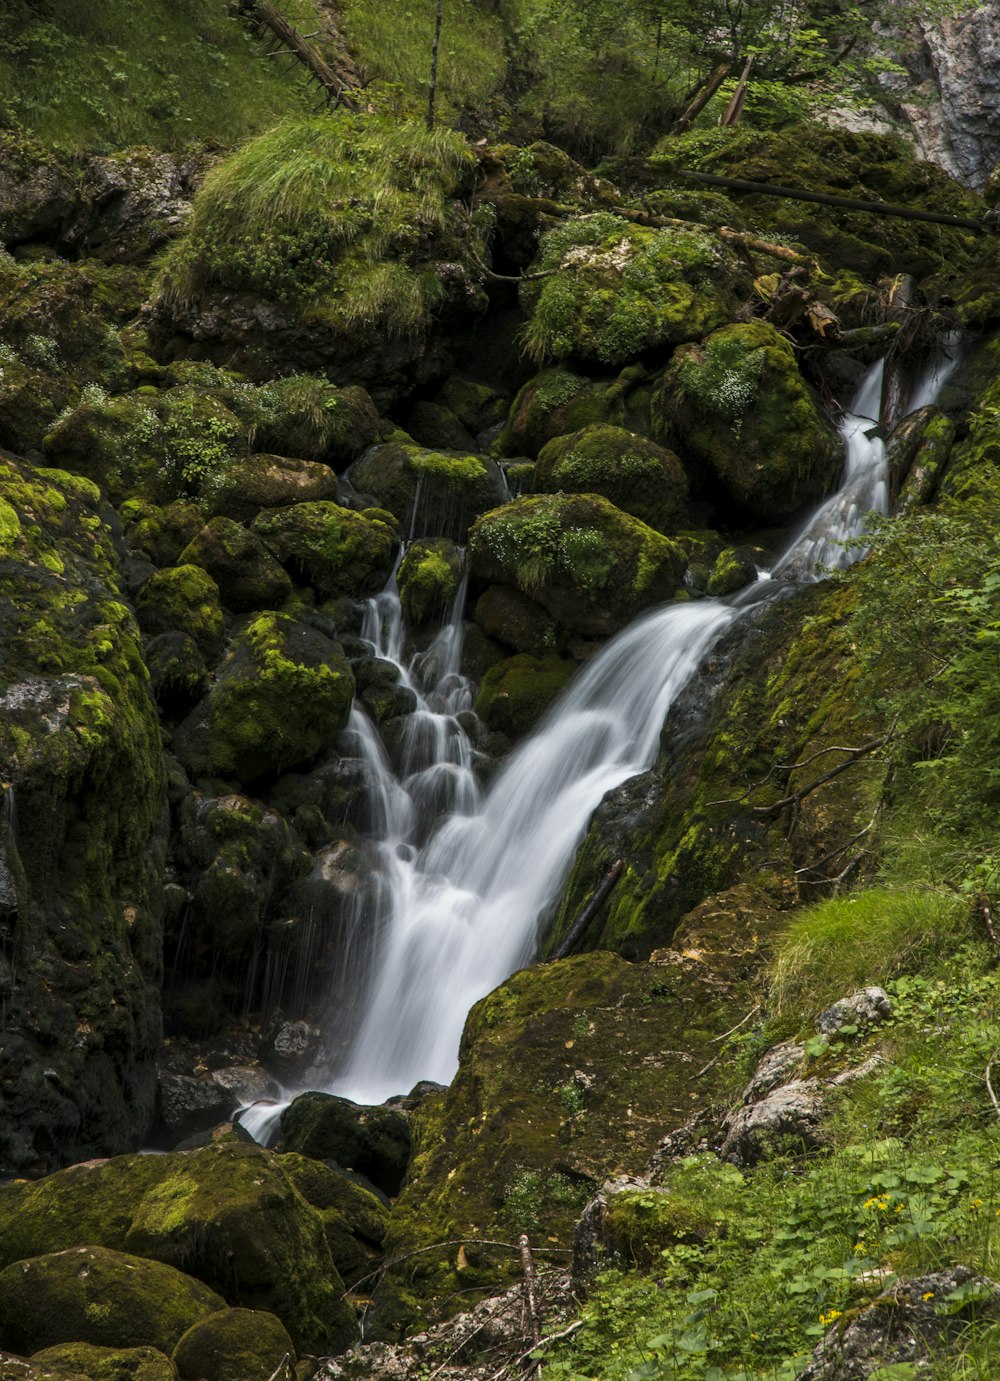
<box><xmin>889</xmin><ymin>9</ymin><xmax>1000</xmax><ymax>191</ymax></box>
<box><xmin>0</xmin><ymin>452</ymin><xmax>166</xmax><ymax>1179</ymax></box>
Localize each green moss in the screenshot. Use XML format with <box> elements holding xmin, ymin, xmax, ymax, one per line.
<box><xmin>521</xmin><ymin>217</ymin><xmax>746</xmax><ymax>366</ymax></box>
<box><xmin>0</xmin><ymin>1139</ymin><xmax>356</xmax><ymax>1356</ymax></box>
<box><xmin>350</xmin><ymin>443</ymin><xmax>506</xmax><ymax>540</ymax></box>
<box><xmin>603</xmin><ymin>1187</ymin><xmax>731</xmax><ymax>1269</ymax></box>
<box><xmin>654</xmin><ymin>321</ymin><xmax>842</xmax><ymax>521</ymax></box>
<box><xmin>133</xmin><ymin>565</ymin><xmax>223</xmax><ymax>661</ymax></box>
<box><xmin>397</xmin><ymin>538</ymin><xmax>463</xmax><ymax>626</ymax></box>
<box><xmin>227</xmin><ymin>375</ymin><xmax>379</xmax><ymax>468</ymax></box>
<box><xmin>535</xmin><ymin>424</ymin><xmax>689</xmax><ymax>534</ymax></box>
<box><xmin>707</xmin><ymin>547</ymin><xmax>757</xmax><ymax>596</ymax></box>
<box><xmin>469</xmin><ymin>492</ymin><xmax>684</xmax><ymax>637</ymax></box>
<box><xmin>252</xmin><ymin>501</ymin><xmax>396</xmax><ymax>598</ymax></box>
<box><xmin>0</xmin><ymin>497</ymin><xmax>21</xmax><ymax>554</ymax></box>
<box><xmin>172</xmin><ymin>1308</ymin><xmax>295</xmax><ymax>1381</ymax></box>
<box><xmin>158</xmin><ymin>113</ymin><xmax>478</xmax><ymax>342</ymax></box>
<box><xmin>475</xmin><ymin>652</ymin><xmax>577</xmax><ymax>738</ymax></box>
<box><xmin>172</xmin><ymin>611</ymin><xmax>355</xmax><ymax>785</ymax></box>
<box><xmin>0</xmin><ymin>1246</ymin><xmax>225</xmax><ymax>1355</ymax></box>
<box><xmin>31</xmin><ymin>1343</ymin><xmax>175</xmax><ymax>1380</ymax></box>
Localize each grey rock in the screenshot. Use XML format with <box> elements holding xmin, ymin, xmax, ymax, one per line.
<box><xmin>815</xmin><ymin>986</ymin><xmax>893</xmax><ymax>1037</ymax></box>
<box><xmin>799</xmin><ymin>1266</ymin><xmax>1000</xmax><ymax>1380</ymax></box>
<box><xmin>721</xmin><ymin>1078</ymin><xmax>825</xmax><ymax>1167</ymax></box>
<box><xmin>741</xmin><ymin>1040</ymin><xmax>805</xmax><ymax>1104</ymax></box>
<box><xmin>61</xmin><ymin>148</ymin><xmax>201</xmax><ymax>262</ymax></box>
<box><xmin>210</xmin><ymin>1064</ymin><xmax>282</xmax><ymax>1106</ymax></box>
<box><xmin>158</xmin><ymin>1071</ymin><xmax>239</xmax><ymax>1141</ymax></box>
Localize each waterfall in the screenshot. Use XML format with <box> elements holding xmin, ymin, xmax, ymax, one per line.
<box><xmin>241</xmin><ymin>349</ymin><xmax>955</xmax><ymax>1132</ymax></box>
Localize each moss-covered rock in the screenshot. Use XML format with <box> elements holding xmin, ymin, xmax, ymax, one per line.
<box><xmin>0</xmin><ymin>1246</ymin><xmax>224</xmax><ymax>1355</ymax></box>
<box><xmin>438</xmin><ymin>377</ymin><xmax>508</xmax><ymax>436</ymax></box>
<box><xmin>280</xmin><ymin>1154</ymin><xmax>389</xmax><ymax>1290</ymax></box>
<box><xmin>277</xmin><ymin>1094</ymin><xmax>411</xmax><ymax>1198</ymax></box>
<box><xmin>206</xmin><ymin>454</ymin><xmax>341</xmax><ymax>525</ymax></box>
<box><xmin>0</xmin><ymin>453</ymin><xmax>166</xmax><ymax>1177</ymax></box>
<box><xmin>176</xmin><ymin>517</ymin><xmax>292</xmax><ymax>614</ymax></box>
<box><xmin>375</xmin><ymin>951</ymin><xmax>754</xmax><ymax>1335</ymax></box>
<box><xmin>653</xmin><ymin>321</ymin><xmax>842</xmax><ymax>521</ymax></box>
<box><xmin>172</xmin><ymin>1308</ymin><xmax>295</xmax><ymax>1381</ymax></box>
<box><xmin>153</xmin><ymin>114</ymin><xmax>486</xmax><ymax>405</ymax></box>
<box><xmin>133</xmin><ymin>565</ymin><xmax>224</xmax><ymax>662</ymax></box>
<box><xmin>43</xmin><ymin>384</ymin><xmax>247</xmax><ymax>506</ymax></box>
<box><xmin>0</xmin><ymin>1138</ymin><xmax>356</xmax><ymax>1356</ymax></box>
<box><xmin>406</xmin><ymin>401</ymin><xmax>476</xmax><ymax>453</ymax></box>
<box><xmin>520</xmin><ymin>213</ymin><xmax>747</xmax><ymax>366</ymax></box>
<box><xmin>474</xmin><ymin>585</ymin><xmax>557</xmax><ymax>655</ymax></box>
<box><xmin>891</xmin><ymin>407</ymin><xmax>956</xmax><ymax>513</ymax></box>
<box><xmin>469</xmin><ymin>492</ymin><xmax>685</xmax><ymax>637</ymax></box>
<box><xmin>706</xmin><ymin>546</ymin><xmax>758</xmax><ymax>597</ymax></box>
<box><xmin>601</xmin><ymin>1185</ymin><xmax>731</xmax><ymax>1268</ymax></box>
<box><xmin>226</xmin><ymin>376</ymin><xmax>379</xmax><ymax>469</ymax></box>
<box><xmin>474</xmin><ymin>653</ymin><xmax>577</xmax><ymax>738</ymax></box>
<box><xmin>172</xmin><ymin>612</ymin><xmax>354</xmax><ymax>786</ymax></box>
<box><xmin>535</xmin><ymin>424</ymin><xmax>689</xmax><ymax>533</ymax></box>
<box><xmin>252</xmin><ymin>502</ymin><xmax>397</xmax><ymax>599</ymax></box>
<box><xmin>397</xmin><ymin>539</ymin><xmax>463</xmax><ymax>626</ymax></box>
<box><xmin>350</xmin><ymin>443</ymin><xmax>506</xmax><ymax>541</ymax></box>
<box><xmin>30</xmin><ymin>1344</ymin><xmax>175</xmax><ymax>1381</ymax></box>
<box><xmin>496</xmin><ymin>367</ymin><xmax>628</xmax><ymax>459</ymax></box>
<box><xmin>119</xmin><ymin>500</ymin><xmax>203</xmax><ymax>570</ymax></box>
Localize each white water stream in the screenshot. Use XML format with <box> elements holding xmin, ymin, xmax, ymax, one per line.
<box><xmin>240</xmin><ymin>349</ymin><xmax>955</xmax><ymax>1139</ymax></box>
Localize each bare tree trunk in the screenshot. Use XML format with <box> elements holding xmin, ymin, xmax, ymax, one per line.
<box><xmin>669</xmin><ymin>61</ymin><xmax>732</xmax><ymax>135</ymax></box>
<box><xmin>719</xmin><ymin>54</ymin><xmax>753</xmax><ymax>127</ymax></box>
<box><xmin>427</xmin><ymin>0</ymin><xmax>444</xmax><ymax>129</ymax></box>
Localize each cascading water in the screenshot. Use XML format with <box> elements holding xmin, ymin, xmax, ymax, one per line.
<box><xmin>241</xmin><ymin>348</ymin><xmax>955</xmax><ymax>1137</ymax></box>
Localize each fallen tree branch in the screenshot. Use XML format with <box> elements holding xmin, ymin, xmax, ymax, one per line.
<box><xmin>486</xmin><ymin>1321</ymin><xmax>585</xmax><ymax>1381</ymax></box>
<box><xmin>519</xmin><ymin>1234</ymin><xmax>542</xmax><ymax>1371</ymax></box>
<box><xmin>795</xmin><ymin>807</ymin><xmax>882</xmax><ymax>878</ymax></box>
<box><xmin>752</xmin><ymin>732</ymin><xmax>893</xmax><ymax>817</ymax></box>
<box><xmin>551</xmin><ymin>859</ymin><xmax>624</xmax><ymax>960</ymax></box>
<box><xmin>986</xmin><ymin>1047</ymin><xmax>1000</xmax><ymax>1122</ymax></box>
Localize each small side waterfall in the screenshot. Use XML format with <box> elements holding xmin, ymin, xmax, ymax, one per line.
<box><xmin>241</xmin><ymin>349</ymin><xmax>956</xmax><ymax>1133</ymax></box>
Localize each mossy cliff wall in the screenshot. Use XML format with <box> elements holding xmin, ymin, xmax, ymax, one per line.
<box><xmin>0</xmin><ymin>451</ymin><xmax>166</xmax><ymax>1177</ymax></box>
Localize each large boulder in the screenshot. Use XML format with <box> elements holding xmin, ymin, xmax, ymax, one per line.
<box><xmin>397</xmin><ymin>539</ymin><xmax>463</xmax><ymax>626</ymax></box>
<box><xmin>172</xmin><ymin>613</ymin><xmax>354</xmax><ymax>786</ymax></box>
<box><xmin>653</xmin><ymin>321</ymin><xmax>843</xmax><ymax>522</ymax></box>
<box><xmin>0</xmin><ymin>1138</ymin><xmax>356</xmax><ymax>1356</ymax></box>
<box><xmin>375</xmin><ymin>950</ymin><xmax>753</xmax><ymax>1336</ymax></box>
<box><xmin>205</xmin><ymin>453</ymin><xmax>342</xmax><ymax>525</ymax></box>
<box><xmin>277</xmin><ymin>1093</ymin><xmax>411</xmax><ymax>1198</ymax></box>
<box><xmin>176</xmin><ymin>517</ymin><xmax>292</xmax><ymax>613</ymax></box>
<box><xmin>0</xmin><ymin>1246</ymin><xmax>224</xmax><ymax>1355</ymax></box>
<box><xmin>133</xmin><ymin>565</ymin><xmax>224</xmax><ymax>662</ymax></box>
<box><xmin>0</xmin><ymin>454</ymin><xmax>166</xmax><ymax>1178</ymax></box>
<box><xmin>172</xmin><ymin>1308</ymin><xmax>295</xmax><ymax>1381</ymax></box>
<box><xmin>474</xmin><ymin>653</ymin><xmax>577</xmax><ymax>738</ymax></box>
<box><xmin>469</xmin><ymin>492</ymin><xmax>685</xmax><ymax>637</ymax></box>
<box><xmin>496</xmin><ymin>367</ymin><xmax>628</xmax><ymax>459</ymax></box>
<box><xmin>30</xmin><ymin>1344</ymin><xmax>174</xmax><ymax>1381</ymax></box>
<box><xmin>534</xmin><ymin>424</ymin><xmax>689</xmax><ymax>533</ymax></box>
<box><xmin>252</xmin><ymin>502</ymin><xmax>397</xmax><ymax>598</ymax></box>
<box><xmin>350</xmin><ymin>443</ymin><xmax>506</xmax><ymax>541</ymax></box>
<box><xmin>520</xmin><ymin>213</ymin><xmax>747</xmax><ymax>366</ymax></box>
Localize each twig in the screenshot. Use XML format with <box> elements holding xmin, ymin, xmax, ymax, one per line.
<box><xmin>349</xmin><ymin>1237</ymin><xmax>571</xmax><ymax>1295</ymax></box>
<box><xmin>486</xmin><ymin>1321</ymin><xmax>585</xmax><ymax>1381</ymax></box>
<box><xmin>986</xmin><ymin>1048</ymin><xmax>1000</xmax><ymax>1122</ymax></box>
<box><xmin>265</xmin><ymin>1355</ymin><xmax>290</xmax><ymax>1381</ymax></box>
<box><xmin>795</xmin><ymin>807</ymin><xmax>881</xmax><ymax>876</ymax></box>
<box><xmin>519</xmin><ymin>1234</ymin><xmax>542</xmax><ymax>1372</ymax></box>
<box><xmin>752</xmin><ymin>732</ymin><xmax>893</xmax><ymax>817</ymax></box>
<box><xmin>695</xmin><ymin>1004</ymin><xmax>762</xmax><ymax>1078</ymax></box>
<box><xmin>708</xmin><ymin>742</ymin><xmax>890</xmax><ymax>809</ymax></box>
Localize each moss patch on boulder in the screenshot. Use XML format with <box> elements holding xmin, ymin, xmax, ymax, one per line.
<box><xmin>397</xmin><ymin>538</ymin><xmax>463</xmax><ymax>626</ymax></box>
<box><xmin>474</xmin><ymin>585</ymin><xmax>557</xmax><ymax>655</ymax></box>
<box><xmin>535</xmin><ymin>424</ymin><xmax>688</xmax><ymax>533</ymax></box>
<box><xmin>172</xmin><ymin>1308</ymin><xmax>294</xmax><ymax>1381</ymax></box>
<box><xmin>0</xmin><ymin>453</ymin><xmax>165</xmax><ymax>1177</ymax></box>
<box><xmin>654</xmin><ymin>321</ymin><xmax>842</xmax><ymax>522</ymax></box>
<box><xmin>496</xmin><ymin>367</ymin><xmax>628</xmax><ymax>459</ymax></box>
<box><xmin>277</xmin><ymin>1094</ymin><xmax>411</xmax><ymax>1198</ymax></box>
<box><xmin>206</xmin><ymin>454</ymin><xmax>341</xmax><ymax>525</ymax></box>
<box><xmin>0</xmin><ymin>1246</ymin><xmax>224</xmax><ymax>1355</ymax></box>
<box><xmin>252</xmin><ymin>502</ymin><xmax>397</xmax><ymax>598</ymax></box>
<box><xmin>469</xmin><ymin>492</ymin><xmax>685</xmax><ymax>636</ymax></box>
<box><xmin>31</xmin><ymin>1344</ymin><xmax>175</xmax><ymax>1381</ymax></box>
<box><xmin>133</xmin><ymin>565</ymin><xmax>223</xmax><ymax>662</ymax></box>
<box><xmin>475</xmin><ymin>652</ymin><xmax>577</xmax><ymax>738</ymax></box>
<box><xmin>521</xmin><ymin>213</ymin><xmax>747</xmax><ymax>366</ymax></box>
<box><xmin>0</xmin><ymin>1138</ymin><xmax>356</xmax><ymax>1357</ymax></box>
<box><xmin>177</xmin><ymin>517</ymin><xmax>292</xmax><ymax>614</ymax></box>
<box><xmin>172</xmin><ymin>612</ymin><xmax>354</xmax><ymax>786</ymax></box>
<box><xmin>350</xmin><ymin>443</ymin><xmax>506</xmax><ymax>541</ymax></box>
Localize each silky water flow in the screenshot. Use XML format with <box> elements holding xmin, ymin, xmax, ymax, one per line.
<box><xmin>239</xmin><ymin>350</ymin><xmax>956</xmax><ymax>1142</ymax></box>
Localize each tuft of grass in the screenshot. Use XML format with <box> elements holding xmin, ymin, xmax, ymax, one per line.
<box><xmin>769</xmin><ymin>888</ymin><xmax>970</xmax><ymax>1017</ymax></box>
<box><xmin>157</xmin><ymin>111</ymin><xmax>474</xmax><ymax>337</ymax></box>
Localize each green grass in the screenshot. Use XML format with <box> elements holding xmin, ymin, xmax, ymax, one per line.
<box><xmin>157</xmin><ymin>110</ymin><xmax>474</xmax><ymax>336</ymax></box>
<box><xmin>541</xmin><ymin>935</ymin><xmax>1000</xmax><ymax>1381</ymax></box>
<box><xmin>769</xmin><ymin>888</ymin><xmax>971</xmax><ymax>1017</ymax></box>
<box><xmin>0</xmin><ymin>0</ymin><xmax>336</xmax><ymax>152</ymax></box>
